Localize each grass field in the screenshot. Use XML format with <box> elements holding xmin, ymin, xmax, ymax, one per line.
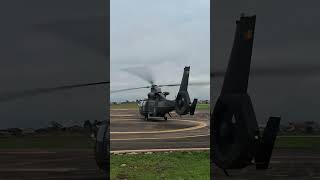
<box><xmin>111</xmin><ymin>151</ymin><xmax>210</xmax><ymax>180</ymax></box>
<box><xmin>0</xmin><ymin>135</ymin><xmax>319</xmax><ymax>150</ymax></box>
<box><xmin>111</xmin><ymin>102</ymin><xmax>138</xmax><ymax>109</ymax></box>
<box><xmin>196</xmin><ymin>103</ymin><xmax>210</xmax><ymax>110</ymax></box>
<box><xmin>275</xmin><ymin>136</ymin><xmax>320</xmax><ymax>150</ymax></box>
<box><xmin>111</xmin><ymin>102</ymin><xmax>210</xmax><ymax>110</ymax></box>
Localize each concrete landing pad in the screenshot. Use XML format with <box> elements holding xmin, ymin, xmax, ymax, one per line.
<box><xmin>110</xmin><ymin>110</ymin><xmax>210</xmax><ymax>151</ymax></box>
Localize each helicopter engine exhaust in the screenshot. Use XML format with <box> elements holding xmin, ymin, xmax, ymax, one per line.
<box><xmin>175</xmin><ymin>66</ymin><xmax>198</xmax><ymax>115</ymax></box>
<box><xmin>212</xmin><ymin>15</ymin><xmax>280</xmax><ymax>171</ymax></box>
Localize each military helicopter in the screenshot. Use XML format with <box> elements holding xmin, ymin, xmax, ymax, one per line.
<box><xmin>211</xmin><ymin>14</ymin><xmax>281</xmax><ymax>174</ymax></box>
<box><xmin>112</xmin><ymin>66</ymin><xmax>208</xmax><ymax>120</ymax></box>
<box><xmin>0</xmin><ymin>81</ymin><xmax>109</xmax><ymax>172</ymax></box>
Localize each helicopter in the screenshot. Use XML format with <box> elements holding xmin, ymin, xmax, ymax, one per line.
<box><xmin>211</xmin><ymin>14</ymin><xmax>281</xmax><ymax>174</ymax></box>
<box><xmin>112</xmin><ymin>66</ymin><xmax>207</xmax><ymax>121</ymax></box>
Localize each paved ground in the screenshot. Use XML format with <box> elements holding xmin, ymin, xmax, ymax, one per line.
<box><xmin>1</xmin><ymin>148</ymin><xmax>319</xmax><ymax>179</ymax></box>
<box><xmin>212</xmin><ymin>149</ymin><xmax>320</xmax><ymax>180</ymax></box>
<box><xmin>0</xmin><ymin>109</ymin><xmax>209</xmax><ymax>179</ymax></box>
<box><xmin>110</xmin><ymin>109</ymin><xmax>210</xmax><ymax>151</ymax></box>
<box><xmin>0</xmin><ymin>150</ymin><xmax>106</xmax><ymax>180</ymax></box>
<box><xmin>2</xmin><ymin>109</ymin><xmax>320</xmax><ymax>179</ymax></box>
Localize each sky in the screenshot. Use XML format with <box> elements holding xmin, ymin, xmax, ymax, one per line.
<box><xmin>110</xmin><ymin>0</ymin><xmax>210</xmax><ymax>102</ymax></box>
<box><xmin>211</xmin><ymin>0</ymin><xmax>320</xmax><ymax>124</ymax></box>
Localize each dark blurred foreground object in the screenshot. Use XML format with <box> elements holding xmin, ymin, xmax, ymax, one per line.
<box><xmin>211</xmin><ymin>15</ymin><xmax>280</xmax><ymax>174</ymax></box>
<box><xmin>0</xmin><ymin>81</ymin><xmax>109</xmax><ymax>173</ymax></box>
<box><xmin>94</xmin><ymin>120</ymin><xmax>108</xmax><ymax>172</ymax></box>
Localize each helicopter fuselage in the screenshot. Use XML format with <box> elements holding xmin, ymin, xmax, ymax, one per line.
<box><xmin>137</xmin><ymin>90</ymin><xmax>176</xmax><ymax>119</ymax></box>
<box><xmin>134</xmin><ymin>67</ymin><xmax>198</xmax><ymax>120</ymax></box>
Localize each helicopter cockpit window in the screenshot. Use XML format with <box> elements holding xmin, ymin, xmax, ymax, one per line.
<box><xmin>148</xmin><ymin>92</ymin><xmax>156</xmax><ymax>100</ymax></box>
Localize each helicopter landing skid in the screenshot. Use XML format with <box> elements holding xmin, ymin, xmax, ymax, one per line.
<box><xmin>143</xmin><ymin>114</ymin><xmax>149</xmax><ymax>121</ymax></box>
<box><xmin>144</xmin><ymin>115</ymin><xmax>168</xmax><ymax>121</ymax></box>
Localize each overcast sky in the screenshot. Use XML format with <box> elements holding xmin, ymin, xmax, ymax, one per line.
<box><xmin>211</xmin><ymin>0</ymin><xmax>320</xmax><ymax>124</ymax></box>
<box><xmin>110</xmin><ymin>0</ymin><xmax>210</xmax><ymax>102</ymax></box>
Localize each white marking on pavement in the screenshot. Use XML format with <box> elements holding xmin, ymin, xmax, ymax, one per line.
<box><xmin>111</xmin><ymin>133</ymin><xmax>210</xmax><ymax>141</ymax></box>
<box><xmin>111</xmin><ymin>119</ymin><xmax>207</xmax><ymax>134</ymax></box>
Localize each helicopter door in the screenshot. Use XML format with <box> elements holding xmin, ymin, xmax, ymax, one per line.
<box><xmin>138</xmin><ymin>100</ymin><xmax>145</xmax><ymax>114</ymax></box>
<box><xmin>154</xmin><ymin>98</ymin><xmax>159</xmax><ymax>116</ymax></box>
<box><xmin>147</xmin><ymin>100</ymin><xmax>154</xmax><ymax>115</ymax></box>
<box><xmin>144</xmin><ymin>100</ymin><xmax>148</xmax><ymax>113</ymax></box>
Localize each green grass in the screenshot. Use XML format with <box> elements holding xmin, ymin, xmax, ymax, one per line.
<box><xmin>0</xmin><ymin>134</ymin><xmax>94</xmax><ymax>150</ymax></box>
<box><xmin>111</xmin><ymin>102</ymin><xmax>138</xmax><ymax>109</ymax></box>
<box><xmin>1</xmin><ymin>134</ymin><xmax>320</xmax><ymax>150</ymax></box>
<box><xmin>111</xmin><ymin>151</ymin><xmax>210</xmax><ymax>180</ymax></box>
<box><xmin>196</xmin><ymin>103</ymin><xmax>210</xmax><ymax>110</ymax></box>
<box><xmin>1</xmin><ymin>135</ymin><xmax>320</xmax><ymax>151</ymax></box>
<box><xmin>275</xmin><ymin>136</ymin><xmax>320</xmax><ymax>150</ymax></box>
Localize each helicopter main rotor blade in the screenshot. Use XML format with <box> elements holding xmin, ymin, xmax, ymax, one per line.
<box><xmin>111</xmin><ymin>81</ymin><xmax>209</xmax><ymax>94</ymax></box>
<box><xmin>158</xmin><ymin>81</ymin><xmax>209</xmax><ymax>87</ymax></box>
<box><xmin>211</xmin><ymin>65</ymin><xmax>320</xmax><ymax>78</ymax></box>
<box><xmin>0</xmin><ymin>81</ymin><xmax>109</xmax><ymax>102</ymax></box>
<box><xmin>122</xmin><ymin>67</ymin><xmax>155</xmax><ymax>85</ymax></box>
<box><xmin>111</xmin><ymin>86</ymin><xmax>151</xmax><ymax>93</ymax></box>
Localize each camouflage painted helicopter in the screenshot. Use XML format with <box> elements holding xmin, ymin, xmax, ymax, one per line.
<box><xmin>112</xmin><ymin>66</ymin><xmax>207</xmax><ymax>120</ymax></box>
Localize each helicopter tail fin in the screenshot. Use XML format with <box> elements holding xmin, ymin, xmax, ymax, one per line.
<box><xmin>179</xmin><ymin>66</ymin><xmax>190</xmax><ymax>92</ymax></box>
<box><xmin>221</xmin><ymin>15</ymin><xmax>256</xmax><ymax>94</ymax></box>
